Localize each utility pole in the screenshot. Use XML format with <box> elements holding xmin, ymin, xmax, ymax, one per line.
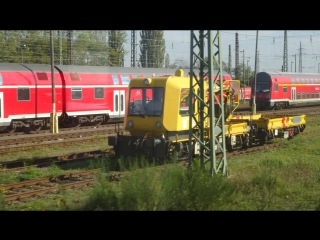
<box><xmin>50</xmin><ymin>30</ymin><xmax>58</xmax><ymax>133</ymax></box>
<box><xmin>188</xmin><ymin>30</ymin><xmax>228</xmax><ymax>176</ymax></box>
<box><xmin>240</xmin><ymin>50</ymin><xmax>244</xmax><ymax>86</ymax></box>
<box><xmin>235</xmin><ymin>33</ymin><xmax>239</xmax><ymax>79</ymax></box>
<box><xmin>67</xmin><ymin>30</ymin><xmax>73</xmax><ymax>65</ymax></box>
<box><xmin>257</xmin><ymin>51</ymin><xmax>259</xmax><ymax>72</ymax></box>
<box><xmin>246</xmin><ymin>58</ymin><xmax>250</xmax><ymax>87</ymax></box>
<box><xmin>228</xmin><ymin>45</ymin><xmax>232</xmax><ymax>76</ymax></box>
<box><xmin>283</xmin><ymin>30</ymin><xmax>288</xmax><ymax>72</ymax></box>
<box><xmin>58</xmin><ymin>30</ymin><xmax>62</xmax><ymax>65</ymax></box>
<box><xmin>131</xmin><ymin>30</ymin><xmax>136</xmax><ymax>67</ymax></box>
<box><xmin>252</xmin><ymin>30</ymin><xmax>259</xmax><ymax>114</ymax></box>
<box><xmin>299</xmin><ymin>42</ymin><xmax>302</xmax><ymax>72</ymax></box>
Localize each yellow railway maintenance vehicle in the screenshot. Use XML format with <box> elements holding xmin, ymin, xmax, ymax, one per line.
<box><xmin>108</xmin><ymin>70</ymin><xmax>306</xmax><ymax>161</ymax></box>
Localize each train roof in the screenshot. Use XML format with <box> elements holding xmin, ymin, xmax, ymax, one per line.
<box><xmin>0</xmin><ymin>63</ymin><xmax>53</xmax><ymax>72</ymax></box>
<box><xmin>260</xmin><ymin>71</ymin><xmax>320</xmax><ymax>78</ymax></box>
<box><xmin>0</xmin><ymin>62</ymin><xmax>230</xmax><ymax>78</ymax></box>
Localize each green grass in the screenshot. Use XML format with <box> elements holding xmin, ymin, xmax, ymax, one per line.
<box><xmin>1</xmin><ymin>116</ymin><xmax>320</xmax><ymax>211</ymax></box>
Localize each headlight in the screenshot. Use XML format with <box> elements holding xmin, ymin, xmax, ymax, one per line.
<box><xmin>155</xmin><ymin>121</ymin><xmax>162</xmax><ymax>128</ymax></box>
<box><xmin>143</xmin><ymin>78</ymin><xmax>151</xmax><ymax>86</ymax></box>
<box><xmin>127</xmin><ymin>120</ymin><xmax>134</xmax><ymax>128</ymax></box>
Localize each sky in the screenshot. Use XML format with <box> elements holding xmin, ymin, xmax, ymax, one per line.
<box><xmin>123</xmin><ymin>30</ymin><xmax>320</xmax><ymax>73</ymax></box>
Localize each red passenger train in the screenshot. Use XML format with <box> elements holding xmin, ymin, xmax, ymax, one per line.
<box><xmin>0</xmin><ymin>63</ymin><xmax>233</xmax><ymax>133</ymax></box>
<box><xmin>0</xmin><ymin>63</ymin><xmax>191</xmax><ymax>133</ymax></box>
<box><xmin>250</xmin><ymin>71</ymin><xmax>320</xmax><ymax>110</ymax></box>
<box><xmin>240</xmin><ymin>87</ymin><xmax>251</xmax><ymax>101</ymax></box>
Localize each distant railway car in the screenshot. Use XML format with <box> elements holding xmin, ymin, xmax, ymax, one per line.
<box><xmin>240</xmin><ymin>87</ymin><xmax>251</xmax><ymax>101</ymax></box>
<box><xmin>250</xmin><ymin>71</ymin><xmax>320</xmax><ymax>110</ymax></box>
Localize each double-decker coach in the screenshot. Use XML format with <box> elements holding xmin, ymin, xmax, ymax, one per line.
<box><xmin>250</xmin><ymin>71</ymin><xmax>320</xmax><ymax>110</ymax></box>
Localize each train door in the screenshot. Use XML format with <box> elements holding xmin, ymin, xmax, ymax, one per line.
<box><xmin>0</xmin><ymin>92</ymin><xmax>3</xmax><ymax>122</ymax></box>
<box><xmin>113</xmin><ymin>90</ymin><xmax>125</xmax><ymax>118</ymax></box>
<box><xmin>291</xmin><ymin>87</ymin><xmax>296</xmax><ymax>100</ymax></box>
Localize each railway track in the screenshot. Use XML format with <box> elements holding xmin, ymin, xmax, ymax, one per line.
<box><xmin>0</xmin><ymin>169</ymin><xmax>102</xmax><ymax>202</ymax></box>
<box><xmin>0</xmin><ymin>141</ymin><xmax>294</xmax><ymax>203</ymax></box>
<box><xmin>0</xmin><ymin>123</ymin><xmax>124</xmax><ymax>138</ymax></box>
<box><xmin>1</xmin><ymin>128</ymin><xmax>320</xmax><ymax>204</ymax></box>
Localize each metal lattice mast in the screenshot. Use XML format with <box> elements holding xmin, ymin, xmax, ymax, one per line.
<box><xmin>131</xmin><ymin>31</ymin><xmax>136</xmax><ymax>67</ymax></box>
<box><xmin>283</xmin><ymin>30</ymin><xmax>288</xmax><ymax>72</ymax></box>
<box><xmin>58</xmin><ymin>30</ymin><xmax>62</xmax><ymax>65</ymax></box>
<box><xmin>235</xmin><ymin>33</ymin><xmax>239</xmax><ymax>79</ymax></box>
<box><xmin>188</xmin><ymin>30</ymin><xmax>227</xmax><ymax>176</ymax></box>
<box><xmin>228</xmin><ymin>45</ymin><xmax>232</xmax><ymax>76</ymax></box>
<box><xmin>67</xmin><ymin>30</ymin><xmax>73</xmax><ymax>65</ymax></box>
<box><xmin>257</xmin><ymin>51</ymin><xmax>259</xmax><ymax>72</ymax></box>
<box><xmin>299</xmin><ymin>41</ymin><xmax>302</xmax><ymax>72</ymax></box>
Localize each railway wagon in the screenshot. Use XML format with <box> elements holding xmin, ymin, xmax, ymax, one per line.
<box><xmin>108</xmin><ymin>69</ymin><xmax>305</xmax><ymax>162</ymax></box>
<box><xmin>240</xmin><ymin>87</ymin><xmax>251</xmax><ymax>101</ymax></box>
<box><xmin>250</xmin><ymin>71</ymin><xmax>320</xmax><ymax>110</ymax></box>
<box><xmin>0</xmin><ymin>63</ymin><xmax>202</xmax><ymax>133</ymax></box>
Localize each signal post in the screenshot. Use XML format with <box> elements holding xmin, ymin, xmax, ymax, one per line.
<box><xmin>50</xmin><ymin>30</ymin><xmax>59</xmax><ymax>133</ymax></box>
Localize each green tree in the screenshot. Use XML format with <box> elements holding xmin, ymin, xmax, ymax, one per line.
<box><xmin>139</xmin><ymin>30</ymin><xmax>165</xmax><ymax>68</ymax></box>
<box><xmin>165</xmin><ymin>53</ymin><xmax>170</xmax><ymax>68</ymax></box>
<box><xmin>108</xmin><ymin>30</ymin><xmax>128</xmax><ymax>66</ymax></box>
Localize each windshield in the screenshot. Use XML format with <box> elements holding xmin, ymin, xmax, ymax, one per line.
<box><xmin>129</xmin><ymin>87</ymin><xmax>164</xmax><ymax>116</ymax></box>
<box><xmin>256</xmin><ymin>82</ymin><xmax>270</xmax><ymax>92</ymax></box>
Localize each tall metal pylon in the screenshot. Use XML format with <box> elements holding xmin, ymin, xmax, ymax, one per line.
<box><xmin>299</xmin><ymin>41</ymin><xmax>302</xmax><ymax>72</ymax></box>
<box><xmin>188</xmin><ymin>30</ymin><xmax>228</xmax><ymax>176</ymax></box>
<box><xmin>67</xmin><ymin>30</ymin><xmax>73</xmax><ymax>65</ymax></box>
<box><xmin>283</xmin><ymin>30</ymin><xmax>288</xmax><ymax>72</ymax></box>
<box><xmin>235</xmin><ymin>33</ymin><xmax>239</xmax><ymax>79</ymax></box>
<box><xmin>257</xmin><ymin>51</ymin><xmax>259</xmax><ymax>72</ymax></box>
<box><xmin>58</xmin><ymin>30</ymin><xmax>62</xmax><ymax>65</ymax></box>
<box><xmin>131</xmin><ymin>31</ymin><xmax>136</xmax><ymax>67</ymax></box>
<box><xmin>228</xmin><ymin>45</ymin><xmax>232</xmax><ymax>76</ymax></box>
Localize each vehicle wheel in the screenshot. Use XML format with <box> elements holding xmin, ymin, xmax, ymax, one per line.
<box><xmin>95</xmin><ymin>119</ymin><xmax>103</xmax><ymax>125</ymax></box>
<box><xmin>6</xmin><ymin>126</ymin><xmax>16</xmax><ymax>133</ymax></box>
<box><xmin>71</xmin><ymin>118</ymin><xmax>81</xmax><ymax>127</ymax></box>
<box><xmin>31</xmin><ymin>123</ymin><xmax>43</xmax><ymax>131</ymax></box>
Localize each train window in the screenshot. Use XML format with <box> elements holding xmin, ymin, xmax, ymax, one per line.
<box><xmin>301</xmin><ymin>78</ymin><xmax>305</xmax><ymax>84</ymax></box>
<box><xmin>120</xmin><ymin>94</ymin><xmax>124</xmax><ymax>111</ymax></box>
<box><xmin>306</xmin><ymin>79</ymin><xmax>309</xmax><ymax>84</ymax></box>
<box><xmin>94</xmin><ymin>88</ymin><xmax>104</xmax><ymax>99</ymax></box>
<box><xmin>115</xmin><ymin>95</ymin><xmax>118</xmax><ymax>112</ymax></box>
<box><xmin>316</xmin><ymin>79</ymin><xmax>319</xmax><ymax>84</ymax></box>
<box><xmin>316</xmin><ymin>92</ymin><xmax>319</xmax><ymax>98</ymax></box>
<box><xmin>311</xmin><ymin>79</ymin><xmax>314</xmax><ymax>84</ymax></box>
<box><xmin>112</xmin><ymin>75</ymin><xmax>119</xmax><ymax>85</ymax></box>
<box><xmin>71</xmin><ymin>87</ymin><xmax>82</xmax><ymax>100</ymax></box>
<box><xmin>302</xmin><ymin>92</ymin><xmax>305</xmax><ymax>99</ymax></box>
<box><xmin>312</xmin><ymin>92</ymin><xmax>314</xmax><ymax>98</ymax></box>
<box><xmin>307</xmin><ymin>92</ymin><xmax>310</xmax><ymax>99</ymax></box>
<box><xmin>291</xmin><ymin>77</ymin><xmax>295</xmax><ymax>83</ymax></box>
<box><xmin>70</xmin><ymin>72</ymin><xmax>80</xmax><ymax>81</ymax></box>
<box><xmin>128</xmin><ymin>87</ymin><xmax>164</xmax><ymax>116</ymax></box>
<box><xmin>296</xmin><ymin>78</ymin><xmax>300</xmax><ymax>84</ymax></box>
<box><xmin>283</xmin><ymin>86</ymin><xmax>287</xmax><ymax>93</ymax></box>
<box><xmin>274</xmin><ymin>84</ymin><xmax>278</xmax><ymax>92</ymax></box>
<box><xmin>121</xmin><ymin>75</ymin><xmax>130</xmax><ymax>85</ymax></box>
<box><xmin>37</xmin><ymin>72</ymin><xmax>48</xmax><ymax>80</ymax></box>
<box><xmin>0</xmin><ymin>73</ymin><xmax>2</xmax><ymax>85</ymax></box>
<box><xmin>180</xmin><ymin>88</ymin><xmax>190</xmax><ymax>115</ymax></box>
<box><xmin>17</xmin><ymin>88</ymin><xmax>30</xmax><ymax>101</ymax></box>
<box><xmin>297</xmin><ymin>92</ymin><xmax>300</xmax><ymax>99</ymax></box>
